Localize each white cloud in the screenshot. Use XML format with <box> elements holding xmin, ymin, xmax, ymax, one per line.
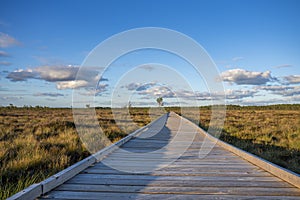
<box><xmin>35</xmin><ymin>66</ymin><xmax>78</xmax><ymax>82</ymax></box>
<box><xmin>221</xmin><ymin>69</ymin><xmax>274</xmax><ymax>85</ymax></box>
<box><xmin>257</xmin><ymin>85</ymin><xmax>300</xmax><ymax>97</ymax></box>
<box><xmin>192</xmin><ymin>90</ymin><xmax>256</xmax><ymax>101</ymax></box>
<box><xmin>57</xmin><ymin>80</ymin><xmax>89</xmax><ymax>89</ymax></box>
<box><xmin>124</xmin><ymin>82</ymin><xmax>156</xmax><ymax>91</ymax></box>
<box><xmin>124</xmin><ymin>82</ymin><xmax>143</xmax><ymax>91</ymax></box>
<box><xmin>225</xmin><ymin>89</ymin><xmax>257</xmax><ymax>99</ymax></box>
<box><xmin>284</xmin><ymin>75</ymin><xmax>300</xmax><ymax>84</ymax></box>
<box><xmin>257</xmin><ymin>85</ymin><xmax>293</xmax><ymax>91</ymax></box>
<box><xmin>123</xmin><ymin>82</ymin><xmax>175</xmax><ymax>98</ymax></box>
<box><xmin>79</xmin><ymin>84</ymin><xmax>109</xmax><ymax>96</ymax></box>
<box><xmin>6</xmin><ymin>66</ymin><xmax>78</xmax><ymax>82</ymax></box>
<box><xmin>288</xmin><ymin>95</ymin><xmax>300</xmax><ymax>102</ymax></box>
<box><xmin>6</xmin><ymin>65</ymin><xmax>108</xmax><ymax>91</ymax></box>
<box><xmin>6</xmin><ymin>69</ymin><xmax>37</xmax><ymax>81</ymax></box>
<box><xmin>138</xmin><ymin>86</ymin><xmax>175</xmax><ymax>98</ymax></box>
<box><xmin>0</xmin><ymin>32</ymin><xmax>20</xmax><ymax>48</ymax></box>
<box><xmin>124</xmin><ymin>81</ymin><xmax>257</xmax><ymax>101</ymax></box>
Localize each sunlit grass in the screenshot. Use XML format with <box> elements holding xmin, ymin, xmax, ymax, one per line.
<box><xmin>1</xmin><ymin>105</ymin><xmax>299</xmax><ymax>199</ymax></box>
<box><xmin>0</xmin><ymin>107</ymin><xmax>155</xmax><ymax>199</ymax></box>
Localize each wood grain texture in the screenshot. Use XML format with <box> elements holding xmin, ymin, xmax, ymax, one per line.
<box><xmin>38</xmin><ymin>112</ymin><xmax>300</xmax><ymax>199</ymax></box>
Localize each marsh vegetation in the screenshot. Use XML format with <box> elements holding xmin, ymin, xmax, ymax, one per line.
<box><xmin>1</xmin><ymin>105</ymin><xmax>299</xmax><ymax>199</ymax></box>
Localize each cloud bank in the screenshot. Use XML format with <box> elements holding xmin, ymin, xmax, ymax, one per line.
<box><xmin>257</xmin><ymin>85</ymin><xmax>300</xmax><ymax>97</ymax></box>
<box><xmin>124</xmin><ymin>81</ymin><xmax>256</xmax><ymax>101</ymax></box>
<box><xmin>284</xmin><ymin>75</ymin><xmax>300</xmax><ymax>84</ymax></box>
<box><xmin>6</xmin><ymin>65</ymin><xmax>108</xmax><ymax>90</ymax></box>
<box><xmin>34</xmin><ymin>92</ymin><xmax>64</xmax><ymax>97</ymax></box>
<box><xmin>221</xmin><ymin>69</ymin><xmax>274</xmax><ymax>85</ymax></box>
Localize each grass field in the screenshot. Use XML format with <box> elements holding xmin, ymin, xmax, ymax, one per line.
<box><xmin>0</xmin><ymin>106</ymin><xmax>158</xmax><ymax>199</ymax></box>
<box><xmin>1</xmin><ymin>105</ymin><xmax>300</xmax><ymax>199</ymax></box>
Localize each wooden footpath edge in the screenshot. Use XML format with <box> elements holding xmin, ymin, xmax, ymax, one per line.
<box><xmin>7</xmin><ymin>113</ymin><xmax>169</xmax><ymax>200</ymax></box>
<box><xmin>173</xmin><ymin>111</ymin><xmax>300</xmax><ymax>189</ymax></box>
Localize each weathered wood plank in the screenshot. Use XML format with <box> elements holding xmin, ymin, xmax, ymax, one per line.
<box><xmin>36</xmin><ymin>112</ymin><xmax>300</xmax><ymax>199</ymax></box>
<box><xmin>83</xmin><ymin>163</ymin><xmax>266</xmax><ymax>171</ymax></box>
<box><xmin>96</xmin><ymin>156</ymin><xmax>248</xmax><ymax>162</ymax></box>
<box><xmin>92</xmin><ymin>160</ymin><xmax>259</xmax><ymax>170</ymax></box>
<box><xmin>80</xmin><ymin>170</ymin><xmax>273</xmax><ymax>177</ymax></box>
<box><xmin>53</xmin><ymin>184</ymin><xmax>300</xmax><ymax>196</ymax></box>
<box><xmin>58</xmin><ymin>179</ymin><xmax>293</xmax><ymax>188</ymax></box>
<box><xmin>68</xmin><ymin>173</ymin><xmax>282</xmax><ymax>182</ymax></box>
<box><xmin>173</xmin><ymin>112</ymin><xmax>300</xmax><ymax>189</ymax></box>
<box><xmin>92</xmin><ymin>162</ymin><xmax>260</xmax><ymax>168</ymax></box>
<box><xmin>40</xmin><ymin>192</ymin><xmax>300</xmax><ymax>200</ymax></box>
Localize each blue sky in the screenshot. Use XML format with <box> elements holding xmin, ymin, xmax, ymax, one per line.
<box><xmin>0</xmin><ymin>0</ymin><xmax>300</xmax><ymax>107</ymax></box>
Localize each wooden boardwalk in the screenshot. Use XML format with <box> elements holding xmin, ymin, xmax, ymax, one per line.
<box><xmin>10</xmin><ymin>112</ymin><xmax>300</xmax><ymax>199</ymax></box>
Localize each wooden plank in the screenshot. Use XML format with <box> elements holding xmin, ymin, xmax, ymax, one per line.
<box><xmin>40</xmin><ymin>192</ymin><xmax>300</xmax><ymax>200</ymax></box>
<box><xmin>93</xmin><ymin>113</ymin><xmax>169</xmax><ymax>161</ymax></box>
<box><xmin>120</xmin><ymin>144</ymin><xmax>225</xmax><ymax>149</ymax></box>
<box><xmin>82</xmin><ymin>169</ymin><xmax>272</xmax><ymax>177</ymax></box>
<box><xmin>101</xmin><ymin>155</ymin><xmax>247</xmax><ymax>161</ymax></box>
<box><xmin>173</xmin><ymin>112</ymin><xmax>300</xmax><ymax>189</ymax></box>
<box><xmin>37</xmin><ymin>112</ymin><xmax>300</xmax><ymax>199</ymax></box>
<box><xmin>68</xmin><ymin>173</ymin><xmax>283</xmax><ymax>182</ymax></box>
<box><xmin>91</xmin><ymin>163</ymin><xmax>260</xmax><ymax>171</ymax></box>
<box><xmin>94</xmin><ymin>160</ymin><xmax>252</xmax><ymax>166</ymax></box>
<box><xmin>58</xmin><ymin>179</ymin><xmax>293</xmax><ymax>188</ymax></box>
<box><xmin>94</xmin><ymin>158</ymin><xmax>253</xmax><ymax>166</ymax></box>
<box><xmin>113</xmin><ymin>148</ymin><xmax>238</xmax><ymax>153</ymax></box>
<box><xmin>52</xmin><ymin>184</ymin><xmax>300</xmax><ymax>196</ymax></box>
<box><xmin>85</xmin><ymin>163</ymin><xmax>264</xmax><ymax>170</ymax></box>
<box><xmin>104</xmin><ymin>154</ymin><xmax>240</xmax><ymax>159</ymax></box>
<box><xmin>107</xmin><ymin>154</ymin><xmax>244</xmax><ymax>160</ymax></box>
<box><xmin>103</xmin><ymin>155</ymin><xmax>248</xmax><ymax>161</ymax></box>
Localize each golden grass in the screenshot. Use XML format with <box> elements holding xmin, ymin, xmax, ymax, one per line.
<box><xmin>0</xmin><ymin>107</ymin><xmax>153</xmax><ymax>199</ymax></box>
<box><xmin>1</xmin><ymin>105</ymin><xmax>299</xmax><ymax>199</ymax></box>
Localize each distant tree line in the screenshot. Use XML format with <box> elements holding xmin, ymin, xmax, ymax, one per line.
<box><xmin>1</xmin><ymin>103</ymin><xmax>300</xmax><ymax>110</ymax></box>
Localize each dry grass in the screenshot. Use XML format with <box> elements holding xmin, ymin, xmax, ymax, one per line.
<box><xmin>0</xmin><ymin>107</ymin><xmax>87</xmax><ymax>199</ymax></box>
<box><xmin>1</xmin><ymin>105</ymin><xmax>300</xmax><ymax>199</ymax></box>
<box><xmin>0</xmin><ymin>107</ymin><xmax>152</xmax><ymax>199</ymax></box>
